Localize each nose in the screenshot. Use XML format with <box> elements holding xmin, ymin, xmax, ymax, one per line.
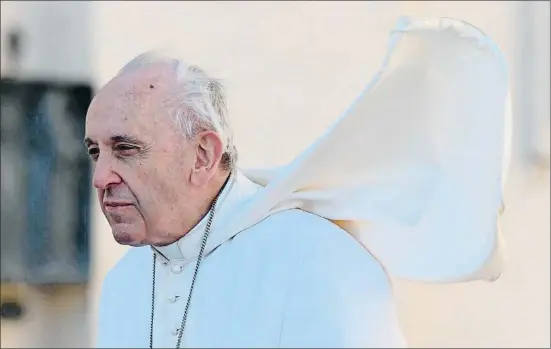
<box><xmin>92</xmin><ymin>157</ymin><xmax>122</xmax><ymax>190</ymax></box>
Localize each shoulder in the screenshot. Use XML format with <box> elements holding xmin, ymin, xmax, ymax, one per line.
<box><xmin>244</xmin><ymin>209</ymin><xmax>390</xmax><ymax>287</ymax></box>
<box><xmin>252</xmin><ymin>208</ymin><xmax>352</xmax><ymax>246</ymax></box>
<box><xmin>259</xmin><ymin>209</ymin><xmax>377</xmax><ymax>259</ymax></box>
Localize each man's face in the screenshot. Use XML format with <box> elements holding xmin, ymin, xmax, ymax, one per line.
<box><xmin>85</xmin><ymin>66</ymin><xmax>197</xmax><ymax>246</ymax></box>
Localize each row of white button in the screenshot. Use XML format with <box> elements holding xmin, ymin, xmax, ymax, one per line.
<box><xmin>158</xmin><ymin>260</ymin><xmax>186</xmax><ymax>338</ymax></box>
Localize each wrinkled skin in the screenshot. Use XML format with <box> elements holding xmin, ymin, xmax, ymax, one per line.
<box><xmin>85</xmin><ymin>63</ymin><xmax>228</xmax><ymax>246</ymax></box>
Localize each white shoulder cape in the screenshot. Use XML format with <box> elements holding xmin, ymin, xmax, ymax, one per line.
<box><xmin>234</xmin><ymin>17</ymin><xmax>511</xmax><ymax>283</ymax></box>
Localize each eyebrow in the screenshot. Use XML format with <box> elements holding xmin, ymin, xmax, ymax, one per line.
<box><xmin>83</xmin><ymin>134</ymin><xmax>147</xmax><ymax>147</ymax></box>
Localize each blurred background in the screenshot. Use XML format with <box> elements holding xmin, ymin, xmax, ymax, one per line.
<box><xmin>0</xmin><ymin>1</ymin><xmax>549</xmax><ymax>348</ymax></box>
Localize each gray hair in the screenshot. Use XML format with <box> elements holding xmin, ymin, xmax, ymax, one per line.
<box><xmin>117</xmin><ymin>51</ymin><xmax>237</xmax><ymax>171</ymax></box>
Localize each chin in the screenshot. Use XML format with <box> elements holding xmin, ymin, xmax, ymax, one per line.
<box><xmin>112</xmin><ymin>229</ymin><xmax>147</xmax><ymax>246</ymax></box>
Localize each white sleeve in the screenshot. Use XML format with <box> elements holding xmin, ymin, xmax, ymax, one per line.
<box><xmin>278</xmin><ymin>232</ymin><xmax>406</xmax><ymax>348</ymax></box>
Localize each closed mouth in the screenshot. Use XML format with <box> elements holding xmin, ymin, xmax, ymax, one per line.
<box><xmin>104</xmin><ymin>202</ymin><xmax>134</xmax><ymax>208</ymax></box>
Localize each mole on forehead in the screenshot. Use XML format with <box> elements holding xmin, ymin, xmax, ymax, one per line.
<box><xmin>123</xmin><ymin>74</ymin><xmax>169</xmax><ymax>94</ymax></box>
<box><xmin>105</xmin><ymin>76</ymin><xmax>171</xmax><ymax>106</ymax></box>
<box><xmin>95</xmin><ymin>64</ymin><xmax>176</xmax><ymax>110</ymax></box>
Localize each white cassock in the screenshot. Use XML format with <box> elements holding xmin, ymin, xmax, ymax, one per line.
<box><xmin>97</xmin><ymin>17</ymin><xmax>511</xmax><ymax>348</ymax></box>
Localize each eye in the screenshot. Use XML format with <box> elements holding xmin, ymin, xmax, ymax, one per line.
<box><xmin>114</xmin><ymin>144</ymin><xmax>138</xmax><ymax>156</ymax></box>
<box><xmin>87</xmin><ymin>147</ymin><xmax>99</xmax><ymax>161</ymax></box>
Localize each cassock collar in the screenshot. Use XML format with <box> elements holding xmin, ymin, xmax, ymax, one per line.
<box><xmin>151</xmin><ymin>171</ymin><xmax>261</xmax><ymax>264</ymax></box>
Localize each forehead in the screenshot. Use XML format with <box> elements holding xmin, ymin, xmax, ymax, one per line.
<box><xmin>85</xmin><ymin>64</ymin><xmax>177</xmax><ymax>143</ymax></box>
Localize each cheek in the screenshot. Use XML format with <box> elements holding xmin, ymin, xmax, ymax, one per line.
<box><xmin>150</xmin><ymin>171</ymin><xmax>182</xmax><ymax>205</ymax></box>
<box><xmin>121</xmin><ymin>146</ymin><xmax>191</xmax><ymax>208</ymax></box>
<box><xmin>128</xmin><ymin>162</ymin><xmax>181</xmax><ymax>208</ymax></box>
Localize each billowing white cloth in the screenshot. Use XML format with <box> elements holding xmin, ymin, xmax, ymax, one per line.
<box><xmin>232</xmin><ymin>17</ymin><xmax>512</xmax><ymax>283</ymax></box>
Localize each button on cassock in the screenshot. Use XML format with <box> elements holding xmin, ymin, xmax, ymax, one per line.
<box><xmin>171</xmin><ymin>264</ymin><xmax>184</xmax><ymax>274</ymax></box>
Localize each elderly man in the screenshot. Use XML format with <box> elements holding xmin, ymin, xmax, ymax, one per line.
<box><xmin>88</xmin><ymin>56</ymin><xmax>405</xmax><ymax>347</ymax></box>
<box><xmin>89</xmin><ymin>17</ymin><xmax>509</xmax><ymax>348</ymax></box>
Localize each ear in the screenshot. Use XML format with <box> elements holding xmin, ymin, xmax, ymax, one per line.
<box><xmin>190</xmin><ymin>130</ymin><xmax>224</xmax><ymax>186</ymax></box>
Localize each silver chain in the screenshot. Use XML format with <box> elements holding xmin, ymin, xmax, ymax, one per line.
<box><xmin>149</xmin><ymin>194</ymin><xmax>220</xmax><ymax>349</ymax></box>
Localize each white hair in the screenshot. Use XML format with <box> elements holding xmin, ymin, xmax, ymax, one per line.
<box><xmin>117</xmin><ymin>51</ymin><xmax>237</xmax><ymax>171</ymax></box>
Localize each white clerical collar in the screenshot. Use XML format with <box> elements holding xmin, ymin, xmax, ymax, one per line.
<box><xmin>151</xmin><ymin>171</ymin><xmax>261</xmax><ymax>264</ymax></box>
